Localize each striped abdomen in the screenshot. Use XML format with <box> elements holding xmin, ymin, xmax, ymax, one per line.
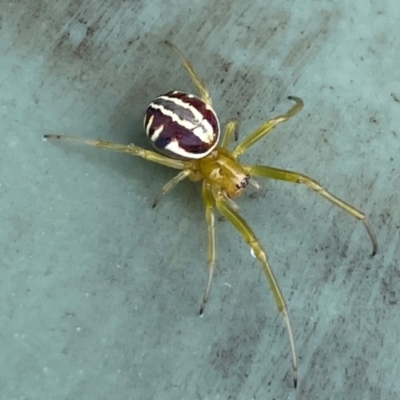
<box><xmin>144</xmin><ymin>91</ymin><xmax>220</xmax><ymax>159</ymax></box>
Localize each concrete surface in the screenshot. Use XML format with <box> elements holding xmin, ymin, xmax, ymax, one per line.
<box><xmin>1</xmin><ymin>1</ymin><xmax>399</xmax><ymax>399</ymax></box>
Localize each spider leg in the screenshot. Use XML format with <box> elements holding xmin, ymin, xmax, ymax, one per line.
<box><xmin>152</xmin><ymin>169</ymin><xmax>191</xmax><ymax>208</ymax></box>
<box><xmin>246</xmin><ymin>165</ymin><xmax>378</xmax><ymax>256</ymax></box>
<box><xmin>220</xmin><ymin>119</ymin><xmax>240</xmax><ymax>149</ymax></box>
<box><xmin>199</xmin><ymin>182</ymin><xmax>217</xmax><ymax>315</ymax></box>
<box><xmin>233</xmin><ymin>96</ymin><xmax>303</xmax><ymax>158</ymax></box>
<box><xmin>212</xmin><ymin>186</ymin><xmax>298</xmax><ymax>388</ymax></box>
<box><xmin>249</xmin><ymin>178</ymin><xmax>261</xmax><ymax>199</ymax></box>
<box><xmin>165</xmin><ymin>41</ymin><xmax>213</xmax><ymax>106</ymax></box>
<box><xmin>43</xmin><ymin>134</ymin><xmax>189</xmax><ymax>170</ymax></box>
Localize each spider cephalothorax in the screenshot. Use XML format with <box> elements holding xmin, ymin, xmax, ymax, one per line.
<box><xmin>44</xmin><ymin>41</ymin><xmax>378</xmax><ymax>387</ymax></box>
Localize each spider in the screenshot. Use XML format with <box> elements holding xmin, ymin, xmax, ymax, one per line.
<box><xmin>44</xmin><ymin>41</ymin><xmax>378</xmax><ymax>387</ymax></box>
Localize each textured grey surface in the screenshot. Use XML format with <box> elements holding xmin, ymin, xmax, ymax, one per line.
<box><xmin>1</xmin><ymin>1</ymin><xmax>399</xmax><ymax>399</ymax></box>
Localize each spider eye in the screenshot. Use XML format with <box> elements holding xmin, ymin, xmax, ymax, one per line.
<box><xmin>241</xmin><ymin>176</ymin><xmax>250</xmax><ymax>188</ymax></box>
<box><xmin>144</xmin><ymin>91</ymin><xmax>220</xmax><ymax>159</ymax></box>
<box><xmin>235</xmin><ymin>176</ymin><xmax>250</xmax><ymax>190</ymax></box>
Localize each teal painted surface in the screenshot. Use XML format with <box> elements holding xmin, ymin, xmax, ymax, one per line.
<box><xmin>1</xmin><ymin>1</ymin><xmax>399</xmax><ymax>399</ymax></box>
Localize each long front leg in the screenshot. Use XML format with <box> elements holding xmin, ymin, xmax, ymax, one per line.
<box><xmin>43</xmin><ymin>134</ymin><xmax>189</xmax><ymax>170</ymax></box>
<box><xmin>246</xmin><ymin>165</ymin><xmax>378</xmax><ymax>256</ymax></box>
<box><xmin>232</xmin><ymin>96</ymin><xmax>303</xmax><ymax>158</ymax></box>
<box><xmin>199</xmin><ymin>182</ymin><xmax>217</xmax><ymax>315</ymax></box>
<box><xmin>212</xmin><ymin>187</ymin><xmax>298</xmax><ymax>388</ymax></box>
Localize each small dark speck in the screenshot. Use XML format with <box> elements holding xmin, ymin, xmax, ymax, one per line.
<box><xmin>86</xmin><ymin>26</ymin><xmax>95</xmax><ymax>36</ymax></box>
<box><xmin>222</xmin><ymin>62</ymin><xmax>232</xmax><ymax>73</ymax></box>
<box><xmin>64</xmin><ymin>312</ymin><xmax>75</xmax><ymax>317</ymax></box>
<box><xmin>369</xmin><ymin>116</ymin><xmax>378</xmax><ymax>124</ymax></box>
<box><xmin>391</xmin><ymin>93</ymin><xmax>400</xmax><ymax>103</ymax></box>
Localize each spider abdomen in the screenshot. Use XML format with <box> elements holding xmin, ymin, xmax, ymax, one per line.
<box><xmin>144</xmin><ymin>91</ymin><xmax>220</xmax><ymax>159</ymax></box>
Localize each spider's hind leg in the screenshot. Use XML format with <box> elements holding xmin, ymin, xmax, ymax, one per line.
<box><xmin>165</xmin><ymin>41</ymin><xmax>213</xmax><ymax>106</ymax></box>
<box><xmin>43</xmin><ymin>134</ymin><xmax>188</xmax><ymax>170</ymax></box>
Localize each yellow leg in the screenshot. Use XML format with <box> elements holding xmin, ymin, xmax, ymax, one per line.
<box><xmin>212</xmin><ymin>186</ymin><xmax>298</xmax><ymax>388</ymax></box>
<box><xmin>152</xmin><ymin>169</ymin><xmax>192</xmax><ymax>208</ymax></box>
<box><xmin>165</xmin><ymin>41</ymin><xmax>213</xmax><ymax>106</ymax></box>
<box><xmin>220</xmin><ymin>119</ymin><xmax>240</xmax><ymax>149</ymax></box>
<box><xmin>199</xmin><ymin>182</ymin><xmax>217</xmax><ymax>315</ymax></box>
<box><xmin>233</xmin><ymin>96</ymin><xmax>303</xmax><ymax>158</ymax></box>
<box><xmin>43</xmin><ymin>134</ymin><xmax>189</xmax><ymax>170</ymax></box>
<box><xmin>246</xmin><ymin>165</ymin><xmax>378</xmax><ymax>256</ymax></box>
